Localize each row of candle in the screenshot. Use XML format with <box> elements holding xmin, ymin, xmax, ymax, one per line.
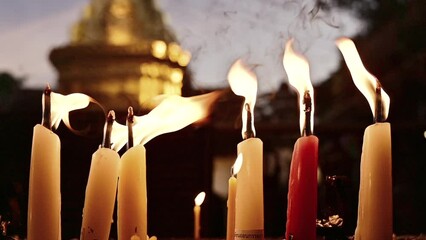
<box><xmin>26</xmin><ymin>37</ymin><xmax>392</xmax><ymax>240</ymax></box>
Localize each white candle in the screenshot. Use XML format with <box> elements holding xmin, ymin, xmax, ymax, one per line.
<box><xmin>337</xmin><ymin>38</ymin><xmax>392</xmax><ymax>240</ymax></box>
<box><xmin>81</xmin><ymin>111</ymin><xmax>120</xmax><ymax>240</ymax></box>
<box><xmin>27</xmin><ymin>88</ymin><xmax>61</xmax><ymax>240</ymax></box>
<box><xmin>227</xmin><ymin>60</ymin><xmax>264</xmax><ymax>240</ymax></box>
<box><xmin>235</xmin><ymin>139</ymin><xmax>263</xmax><ymax>239</ymax></box>
<box><xmin>28</xmin><ymin>125</ymin><xmax>61</xmax><ymax>240</ymax></box>
<box><xmin>118</xmin><ymin>144</ymin><xmax>147</xmax><ymax>240</ymax></box>
<box><xmin>226</xmin><ymin>154</ymin><xmax>243</xmax><ymax>240</ymax></box>
<box><xmin>194</xmin><ymin>191</ymin><xmax>206</xmax><ymax>240</ymax></box>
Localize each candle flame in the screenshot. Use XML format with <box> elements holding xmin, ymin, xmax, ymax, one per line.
<box><xmin>336</xmin><ymin>37</ymin><xmax>390</xmax><ymax>120</ymax></box>
<box><xmin>111</xmin><ymin>91</ymin><xmax>221</xmax><ymax>151</ymax></box>
<box><xmin>227</xmin><ymin>59</ymin><xmax>258</xmax><ymax>137</ymax></box>
<box><xmin>194</xmin><ymin>191</ymin><xmax>206</xmax><ymax>206</ymax></box>
<box><xmin>232</xmin><ymin>153</ymin><xmax>243</xmax><ymax>176</ymax></box>
<box><xmin>283</xmin><ymin>39</ymin><xmax>315</xmax><ymax>135</ymax></box>
<box><xmin>48</xmin><ymin>92</ymin><xmax>93</xmax><ymax>130</ymax></box>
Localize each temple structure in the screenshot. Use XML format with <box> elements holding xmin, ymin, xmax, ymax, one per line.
<box><xmin>50</xmin><ymin>0</ymin><xmax>192</xmax><ymax>110</ymax></box>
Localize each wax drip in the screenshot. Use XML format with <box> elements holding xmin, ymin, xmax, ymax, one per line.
<box><xmin>303</xmin><ymin>91</ymin><xmax>312</xmax><ymax>136</ymax></box>
<box><xmin>42</xmin><ymin>84</ymin><xmax>52</xmax><ymax>130</ymax></box>
<box><xmin>243</xmin><ymin>103</ymin><xmax>255</xmax><ymax>140</ymax></box>
<box><xmin>102</xmin><ymin>110</ymin><xmax>115</xmax><ymax>148</ymax></box>
<box><xmin>127</xmin><ymin>106</ymin><xmax>134</xmax><ymax>149</ymax></box>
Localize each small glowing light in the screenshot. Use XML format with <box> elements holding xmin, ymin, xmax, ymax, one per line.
<box><xmin>336</xmin><ymin>37</ymin><xmax>390</xmax><ymax>120</ymax></box>
<box><xmin>170</xmin><ymin>68</ymin><xmax>183</xmax><ymax>83</ymax></box>
<box><xmin>152</xmin><ymin>41</ymin><xmax>167</xmax><ymax>59</ymax></box>
<box><xmin>424</xmin><ymin>131</ymin><xmax>426</xmax><ymax>139</ymax></box>
<box><xmin>168</xmin><ymin>42</ymin><xmax>181</xmax><ymax>62</ymax></box>
<box><xmin>194</xmin><ymin>192</ymin><xmax>206</xmax><ymax>206</ymax></box>
<box><xmin>178</xmin><ymin>51</ymin><xmax>192</xmax><ymax>67</ymax></box>
<box><xmin>232</xmin><ymin>153</ymin><xmax>243</xmax><ymax>176</ymax></box>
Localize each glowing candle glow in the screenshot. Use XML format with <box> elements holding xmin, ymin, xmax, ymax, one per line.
<box><xmin>226</xmin><ymin>153</ymin><xmax>243</xmax><ymax>240</ymax></box>
<box><xmin>228</xmin><ymin>60</ymin><xmax>264</xmax><ymax>240</ymax></box>
<box><xmin>283</xmin><ymin>39</ymin><xmax>319</xmax><ymax>240</ymax></box>
<box><xmin>337</xmin><ymin>37</ymin><xmax>392</xmax><ymax>240</ymax></box>
<box><xmin>27</xmin><ymin>86</ymin><xmax>91</xmax><ymax>240</ymax></box>
<box><xmin>194</xmin><ymin>191</ymin><xmax>206</xmax><ymax>240</ymax></box>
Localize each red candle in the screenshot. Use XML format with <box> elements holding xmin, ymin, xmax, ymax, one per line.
<box><xmin>283</xmin><ymin>39</ymin><xmax>318</xmax><ymax>240</ymax></box>
<box><xmin>286</xmin><ymin>136</ymin><xmax>318</xmax><ymax>240</ymax></box>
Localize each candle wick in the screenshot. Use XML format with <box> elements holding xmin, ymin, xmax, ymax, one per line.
<box><xmin>243</xmin><ymin>103</ymin><xmax>255</xmax><ymax>140</ymax></box>
<box><xmin>374</xmin><ymin>81</ymin><xmax>385</xmax><ymax>123</ymax></box>
<box><xmin>102</xmin><ymin>110</ymin><xmax>115</xmax><ymax>149</ymax></box>
<box><xmin>303</xmin><ymin>91</ymin><xmax>312</xmax><ymax>137</ymax></box>
<box><xmin>127</xmin><ymin>106</ymin><xmax>134</xmax><ymax>149</ymax></box>
<box><xmin>42</xmin><ymin>84</ymin><xmax>52</xmax><ymax>130</ymax></box>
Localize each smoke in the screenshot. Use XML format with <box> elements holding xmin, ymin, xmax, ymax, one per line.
<box><xmin>158</xmin><ymin>0</ymin><xmax>367</xmax><ymax>94</ymax></box>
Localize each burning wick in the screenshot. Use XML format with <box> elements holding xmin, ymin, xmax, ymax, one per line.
<box><xmin>303</xmin><ymin>91</ymin><xmax>312</xmax><ymax>137</ymax></box>
<box><xmin>127</xmin><ymin>107</ymin><xmax>134</xmax><ymax>149</ymax></box>
<box><xmin>374</xmin><ymin>81</ymin><xmax>385</xmax><ymax>123</ymax></box>
<box><xmin>102</xmin><ymin>110</ymin><xmax>115</xmax><ymax>149</ymax></box>
<box><xmin>243</xmin><ymin>103</ymin><xmax>255</xmax><ymax>140</ymax></box>
<box><xmin>42</xmin><ymin>85</ymin><xmax>52</xmax><ymax>130</ymax></box>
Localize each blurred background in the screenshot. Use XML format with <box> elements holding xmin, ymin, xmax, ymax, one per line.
<box><xmin>0</xmin><ymin>0</ymin><xmax>425</xmax><ymax>239</ymax></box>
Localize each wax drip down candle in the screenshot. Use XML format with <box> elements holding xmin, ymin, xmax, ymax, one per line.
<box><xmin>336</xmin><ymin>37</ymin><xmax>392</xmax><ymax>240</ymax></box>
<box><xmin>80</xmin><ymin>111</ymin><xmax>120</xmax><ymax>240</ymax></box>
<box><xmin>283</xmin><ymin>39</ymin><xmax>319</xmax><ymax>240</ymax></box>
<box><xmin>227</xmin><ymin>60</ymin><xmax>264</xmax><ymax>240</ymax></box>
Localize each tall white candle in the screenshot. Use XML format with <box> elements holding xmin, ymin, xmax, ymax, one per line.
<box><xmin>118</xmin><ymin>144</ymin><xmax>147</xmax><ymax>240</ymax></box>
<box><xmin>227</xmin><ymin>60</ymin><xmax>264</xmax><ymax>240</ymax></box>
<box><xmin>28</xmin><ymin>125</ymin><xmax>61</xmax><ymax>240</ymax></box>
<box><xmin>81</xmin><ymin>111</ymin><xmax>120</xmax><ymax>240</ymax></box>
<box><xmin>27</xmin><ymin>87</ymin><xmax>61</xmax><ymax>240</ymax></box>
<box><xmin>337</xmin><ymin>38</ymin><xmax>392</xmax><ymax>240</ymax></box>
<box><xmin>235</xmin><ymin>139</ymin><xmax>263</xmax><ymax>240</ymax></box>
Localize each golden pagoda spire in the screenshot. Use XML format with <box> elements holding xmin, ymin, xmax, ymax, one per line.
<box><xmin>51</xmin><ymin>0</ymin><xmax>192</xmax><ymax>111</ymax></box>
<box><xmin>71</xmin><ymin>0</ymin><xmax>176</xmax><ymax>45</ymax></box>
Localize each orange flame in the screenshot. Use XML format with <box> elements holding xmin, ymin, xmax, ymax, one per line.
<box><xmin>111</xmin><ymin>91</ymin><xmax>221</xmax><ymax>151</ymax></box>
<box><xmin>227</xmin><ymin>59</ymin><xmax>258</xmax><ymax>137</ymax></box>
<box><xmin>194</xmin><ymin>191</ymin><xmax>206</xmax><ymax>206</ymax></box>
<box><xmin>283</xmin><ymin>39</ymin><xmax>315</xmax><ymax>135</ymax></box>
<box><xmin>46</xmin><ymin>92</ymin><xmax>94</xmax><ymax>130</ymax></box>
<box><xmin>232</xmin><ymin>153</ymin><xmax>243</xmax><ymax>176</ymax></box>
<box><xmin>336</xmin><ymin>37</ymin><xmax>390</xmax><ymax>120</ymax></box>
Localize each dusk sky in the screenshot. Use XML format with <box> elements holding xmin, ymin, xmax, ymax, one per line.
<box><xmin>0</xmin><ymin>0</ymin><xmax>366</xmax><ymax>94</ymax></box>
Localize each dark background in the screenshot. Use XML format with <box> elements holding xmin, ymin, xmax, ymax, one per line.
<box><xmin>0</xmin><ymin>0</ymin><xmax>425</xmax><ymax>238</ymax></box>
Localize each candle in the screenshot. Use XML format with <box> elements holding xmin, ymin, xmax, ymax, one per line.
<box><xmin>27</xmin><ymin>86</ymin><xmax>61</xmax><ymax>240</ymax></box>
<box><xmin>194</xmin><ymin>191</ymin><xmax>206</xmax><ymax>240</ymax></box>
<box><xmin>336</xmin><ymin>38</ymin><xmax>392</xmax><ymax>240</ymax></box>
<box><xmin>28</xmin><ymin>87</ymin><xmax>92</xmax><ymax>240</ymax></box>
<box><xmin>226</xmin><ymin>153</ymin><xmax>243</xmax><ymax>240</ymax></box>
<box><xmin>283</xmin><ymin>39</ymin><xmax>319</xmax><ymax>240</ymax></box>
<box><xmin>110</xmin><ymin>93</ymin><xmax>220</xmax><ymax>240</ymax></box>
<box><xmin>80</xmin><ymin>111</ymin><xmax>120</xmax><ymax>240</ymax></box>
<box><xmin>227</xmin><ymin>60</ymin><xmax>264</xmax><ymax>240</ymax></box>
<box><xmin>118</xmin><ymin>107</ymin><xmax>147</xmax><ymax>240</ymax></box>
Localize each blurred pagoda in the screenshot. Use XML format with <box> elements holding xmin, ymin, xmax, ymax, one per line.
<box><xmin>50</xmin><ymin>0</ymin><xmax>192</xmax><ymax>111</ymax></box>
